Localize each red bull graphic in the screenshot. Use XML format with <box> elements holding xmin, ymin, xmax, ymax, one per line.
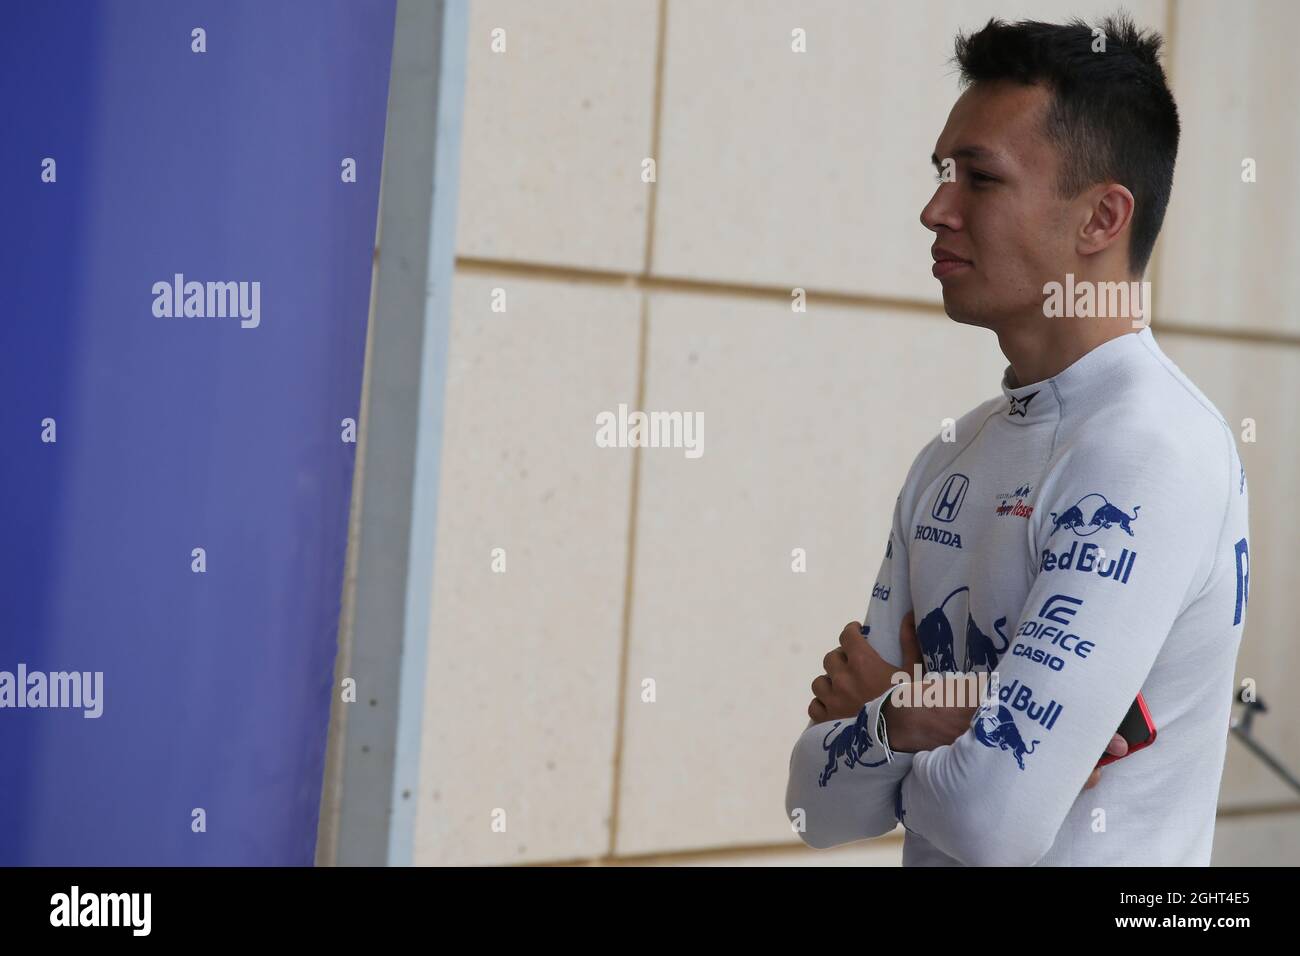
<box><xmin>1040</xmin><ymin>540</ymin><xmax>1137</xmax><ymax>583</ymax></box>
<box><xmin>915</xmin><ymin>586</ymin><xmax>1008</xmax><ymax>674</ymax></box>
<box><xmin>998</xmin><ymin>679</ymin><xmax>1064</xmax><ymax>729</ymax></box>
<box><xmin>974</xmin><ymin>704</ymin><xmax>1040</xmax><ymax>770</ymax></box>
<box><xmin>915</xmin><ymin>586</ymin><xmax>963</xmax><ymax>672</ymax></box>
<box><xmin>964</xmin><ymin>614</ymin><xmax>1010</xmax><ymax>673</ymax></box>
<box><xmin>1050</xmin><ymin>492</ymin><xmax>1140</xmax><ymax>537</ymax></box>
<box><xmin>973</xmin><ymin>678</ymin><xmax>1063</xmax><ymax>770</ymax></box>
<box><xmin>818</xmin><ymin>706</ymin><xmax>888</xmax><ymax>787</ymax></box>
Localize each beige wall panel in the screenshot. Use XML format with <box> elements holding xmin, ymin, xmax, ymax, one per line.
<box><xmin>412</xmin><ymin>273</ymin><xmax>640</xmax><ymax>864</ymax></box>
<box><xmin>456</xmin><ymin>0</ymin><xmax>660</xmax><ymax>271</ymax></box>
<box><xmin>1157</xmin><ymin>0</ymin><xmax>1300</xmax><ymax>333</ymax></box>
<box><xmin>653</xmin><ymin>0</ymin><xmax>1166</xmax><ymax>298</ymax></box>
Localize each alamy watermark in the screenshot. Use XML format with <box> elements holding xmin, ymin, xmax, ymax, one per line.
<box><xmin>888</xmin><ymin>665</ymin><xmax>995</xmax><ymax>709</ymax></box>
<box><xmin>152</xmin><ymin>273</ymin><xmax>260</xmax><ymax>328</ymax></box>
<box><xmin>50</xmin><ymin>886</ymin><xmax>150</xmax><ymax>936</ymax></box>
<box><xmin>1</xmin><ymin>664</ymin><xmax>103</xmax><ymax>718</ymax></box>
<box><xmin>595</xmin><ymin>403</ymin><xmax>703</xmax><ymax>459</ymax></box>
<box><xmin>1043</xmin><ymin>273</ymin><xmax>1151</xmax><ymax>328</ymax></box>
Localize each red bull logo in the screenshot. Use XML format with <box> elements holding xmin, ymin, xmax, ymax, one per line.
<box><xmin>818</xmin><ymin>707</ymin><xmax>887</xmax><ymax>787</ymax></box>
<box><xmin>973</xmin><ymin>678</ymin><xmax>1063</xmax><ymax>770</ymax></box>
<box><xmin>1049</xmin><ymin>493</ymin><xmax>1140</xmax><ymax>537</ymax></box>
<box><xmin>1040</xmin><ymin>540</ymin><xmax>1137</xmax><ymax>583</ymax></box>
<box><xmin>915</xmin><ymin>586</ymin><xmax>1010</xmax><ymax>674</ymax></box>
<box><xmin>974</xmin><ymin>704</ymin><xmax>1040</xmax><ymax>770</ymax></box>
<box><xmin>997</xmin><ymin>678</ymin><xmax>1064</xmax><ymax>730</ymax></box>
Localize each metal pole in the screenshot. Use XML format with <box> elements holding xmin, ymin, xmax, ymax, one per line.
<box><xmin>321</xmin><ymin>0</ymin><xmax>469</xmax><ymax>867</ymax></box>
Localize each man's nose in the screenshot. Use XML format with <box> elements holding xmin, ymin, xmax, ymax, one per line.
<box><xmin>920</xmin><ymin>181</ymin><xmax>961</xmax><ymax>234</ymax></box>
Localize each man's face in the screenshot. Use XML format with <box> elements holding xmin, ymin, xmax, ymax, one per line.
<box><xmin>921</xmin><ymin>81</ymin><xmax>1077</xmax><ymax>329</ymax></box>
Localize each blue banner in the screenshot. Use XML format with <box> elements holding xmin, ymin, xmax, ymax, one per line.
<box><xmin>0</xmin><ymin>0</ymin><xmax>396</xmax><ymax>864</ymax></box>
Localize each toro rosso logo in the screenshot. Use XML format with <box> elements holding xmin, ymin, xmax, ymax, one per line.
<box><xmin>994</xmin><ymin>483</ymin><xmax>1034</xmax><ymax>520</ymax></box>
<box><xmin>818</xmin><ymin>707</ymin><xmax>887</xmax><ymax>787</ymax></box>
<box><xmin>1050</xmin><ymin>493</ymin><xmax>1140</xmax><ymax>537</ymax></box>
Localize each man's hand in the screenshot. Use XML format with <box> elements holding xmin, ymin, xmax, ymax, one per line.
<box><xmin>882</xmin><ymin>695</ymin><xmax>977</xmax><ymax>754</ymax></box>
<box><xmin>808</xmin><ymin>612</ymin><xmax>922</xmax><ymax>724</ymax></box>
<box><xmin>1083</xmin><ymin>735</ymin><xmax>1129</xmax><ymax>789</ymax></box>
<box><xmin>854</xmin><ymin>610</ymin><xmax>1128</xmax><ymax>793</ymax></box>
<box><xmin>847</xmin><ymin>609</ymin><xmax>975</xmax><ymax>752</ymax></box>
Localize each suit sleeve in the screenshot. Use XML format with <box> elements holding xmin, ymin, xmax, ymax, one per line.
<box><xmin>894</xmin><ymin>433</ymin><xmax>1230</xmax><ymax>866</ymax></box>
<box><xmin>785</xmin><ymin>487</ymin><xmax>918</xmax><ymax>849</ymax></box>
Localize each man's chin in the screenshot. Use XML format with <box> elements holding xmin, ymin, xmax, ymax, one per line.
<box><xmin>940</xmin><ymin>293</ymin><xmax>989</xmax><ymax>329</ymax></box>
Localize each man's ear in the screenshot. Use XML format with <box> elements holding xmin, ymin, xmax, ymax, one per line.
<box><xmin>1077</xmin><ymin>182</ymin><xmax>1135</xmax><ymax>258</ymax></box>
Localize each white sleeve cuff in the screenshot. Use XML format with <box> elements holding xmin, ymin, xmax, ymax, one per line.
<box><xmin>863</xmin><ymin>689</ymin><xmax>897</xmax><ymax>763</ymax></box>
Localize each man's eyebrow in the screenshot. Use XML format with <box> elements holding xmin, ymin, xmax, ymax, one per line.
<box><xmin>930</xmin><ymin>146</ymin><xmax>1004</xmax><ymax>168</ymax></box>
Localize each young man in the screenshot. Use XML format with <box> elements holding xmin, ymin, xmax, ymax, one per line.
<box><xmin>785</xmin><ymin>14</ymin><xmax>1251</xmax><ymax>865</ymax></box>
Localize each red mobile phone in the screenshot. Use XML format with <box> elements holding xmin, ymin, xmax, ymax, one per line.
<box><xmin>1096</xmin><ymin>693</ymin><xmax>1156</xmax><ymax>766</ymax></box>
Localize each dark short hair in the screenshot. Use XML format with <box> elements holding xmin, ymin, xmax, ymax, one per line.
<box><xmin>953</xmin><ymin>13</ymin><xmax>1180</xmax><ymax>276</ymax></box>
